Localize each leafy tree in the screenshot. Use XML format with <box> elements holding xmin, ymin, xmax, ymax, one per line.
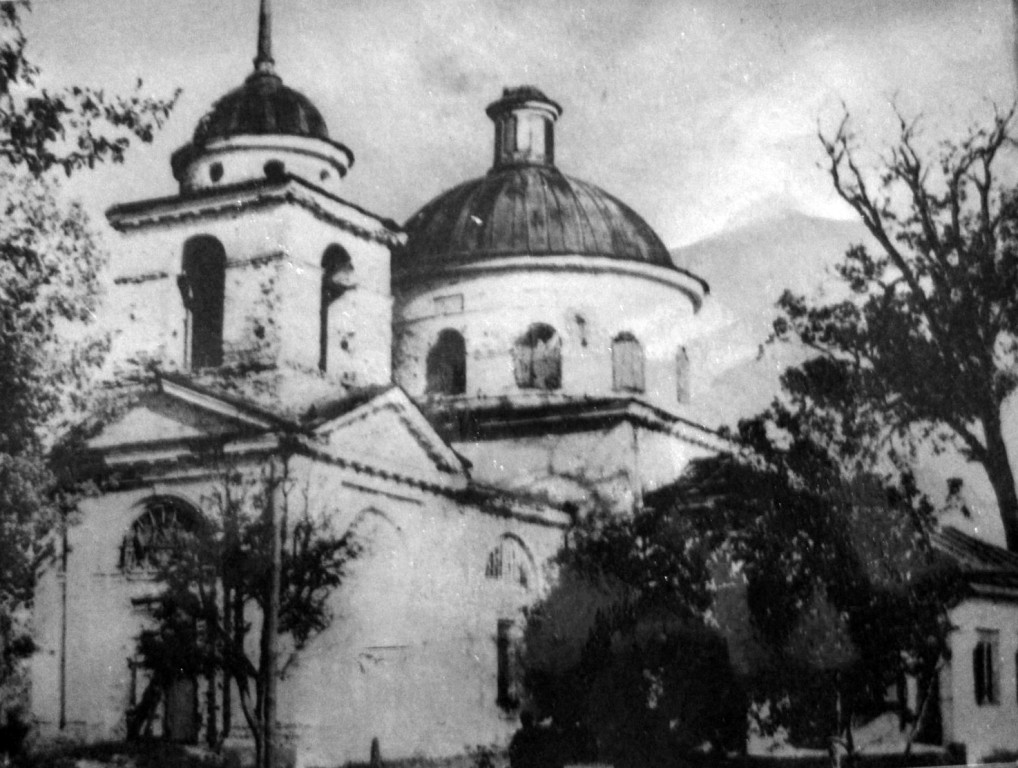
<box><xmin>0</xmin><ymin>0</ymin><xmax>178</xmax><ymax>694</ymax></box>
<box><xmin>673</xmin><ymin>406</ymin><xmax>963</xmax><ymax>759</ymax></box>
<box><xmin>522</xmin><ymin>504</ymin><xmax>746</xmax><ymax>768</ymax></box>
<box><xmin>133</xmin><ymin>459</ymin><xmax>358</xmax><ymax>768</ymax></box>
<box><xmin>775</xmin><ymin>105</ymin><xmax>1018</xmax><ymax>549</ymax></box>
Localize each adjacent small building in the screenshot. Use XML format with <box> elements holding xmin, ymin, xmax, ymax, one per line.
<box><xmin>932</xmin><ymin>526</ymin><xmax>1018</xmax><ymax>763</ymax></box>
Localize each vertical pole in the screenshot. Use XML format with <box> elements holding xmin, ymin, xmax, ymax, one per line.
<box><xmin>262</xmin><ymin>458</ymin><xmax>283</xmax><ymax>768</ymax></box>
<box><xmin>58</xmin><ymin>511</ymin><xmax>69</xmax><ymax>730</ymax></box>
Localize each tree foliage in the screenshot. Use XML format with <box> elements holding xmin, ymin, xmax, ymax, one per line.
<box><xmin>522</xmin><ymin>505</ymin><xmax>746</xmax><ymax>767</ymax></box>
<box><xmin>524</xmin><ymin>398</ymin><xmax>963</xmax><ymax>762</ymax></box>
<box><xmin>0</xmin><ymin>1</ymin><xmax>177</xmax><ymax>688</ymax></box>
<box><xmin>775</xmin><ymin>105</ymin><xmax>1018</xmax><ymax>548</ymax></box>
<box><xmin>676</xmin><ymin>407</ymin><xmax>963</xmax><ymax>754</ymax></box>
<box><xmin>0</xmin><ymin>2</ymin><xmax>180</xmax><ymax>176</ymax></box>
<box><xmin>133</xmin><ymin>461</ymin><xmax>358</xmax><ymax>762</ymax></box>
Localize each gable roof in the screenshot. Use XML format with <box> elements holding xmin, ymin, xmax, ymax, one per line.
<box><xmin>308</xmin><ymin>385</ymin><xmax>470</xmax><ymax>476</ymax></box>
<box><xmin>106</xmin><ymin>174</ymin><xmax>403</xmax><ymax>246</ymax></box>
<box><xmin>933</xmin><ymin>526</ymin><xmax>1018</xmax><ymax>596</ymax></box>
<box><xmin>88</xmin><ymin>373</ymin><xmax>469</xmax><ymax>486</ymax></box>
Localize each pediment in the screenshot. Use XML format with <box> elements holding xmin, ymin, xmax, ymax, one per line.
<box><xmin>89</xmin><ymin>380</ymin><xmax>274</xmax><ymax>452</ymax></box>
<box><xmin>311</xmin><ymin>387</ymin><xmax>468</xmax><ymax>484</ymax></box>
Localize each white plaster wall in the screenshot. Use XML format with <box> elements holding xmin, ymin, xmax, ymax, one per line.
<box><xmin>29</xmin><ymin>483</ymin><xmax>210</xmax><ymax>742</ymax></box>
<box><xmin>30</xmin><ymin>455</ymin><xmax>564</xmax><ymax>765</ymax></box>
<box><xmin>107</xmin><ymin>203</ymin><xmax>391</xmax><ymax>390</ymax></box>
<box><xmin>283</xmin><ymin>460</ymin><xmax>564</xmax><ymax>765</ymax></box>
<box><xmin>449</xmin><ymin>423</ymin><xmax>714</xmax><ymax>514</ymax></box>
<box><xmin>451</xmin><ymin>424</ymin><xmax>639</xmax><ymax>514</ymax></box>
<box><xmin>393</xmin><ymin>265</ymin><xmax>708</xmax><ymax>411</ymax></box>
<box><xmin>944</xmin><ymin>598</ymin><xmax>1018</xmax><ymax>761</ymax></box>
<box><xmin>178</xmin><ymin>137</ymin><xmax>349</xmax><ymax>195</ymax></box>
<box><xmin>634</xmin><ymin>426</ymin><xmax>716</xmax><ymax>498</ymax></box>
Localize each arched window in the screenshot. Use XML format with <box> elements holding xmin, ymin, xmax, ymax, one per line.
<box><xmin>513</xmin><ymin>323</ymin><xmax>561</xmax><ymax>390</ymax></box>
<box><xmin>676</xmin><ymin>346</ymin><xmax>691</xmax><ymax>403</ymax></box>
<box><xmin>426</xmin><ymin>329</ymin><xmax>466</xmax><ymax>395</ymax></box>
<box><xmin>179</xmin><ymin>237</ymin><xmax>226</xmax><ymax>369</ymax></box>
<box><xmin>119</xmin><ymin>497</ymin><xmax>202</xmax><ymax>573</ymax></box>
<box><xmin>612</xmin><ymin>332</ymin><xmax>645</xmax><ymax>393</ymax></box>
<box><xmin>485</xmin><ymin>535</ymin><xmax>534</xmax><ymax>590</ymax></box>
<box><xmin>319</xmin><ymin>245</ymin><xmax>353</xmax><ymax>372</ymax></box>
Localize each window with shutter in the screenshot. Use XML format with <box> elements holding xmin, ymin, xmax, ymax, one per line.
<box><xmin>612</xmin><ymin>332</ymin><xmax>645</xmax><ymax>392</ymax></box>
<box><xmin>513</xmin><ymin>323</ymin><xmax>561</xmax><ymax>390</ymax></box>
<box><xmin>974</xmin><ymin>630</ymin><xmax>999</xmax><ymax>705</ymax></box>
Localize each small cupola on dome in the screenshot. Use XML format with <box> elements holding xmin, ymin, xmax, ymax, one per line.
<box><xmin>398</xmin><ymin>84</ymin><xmax>711</xmax><ymax>288</ymax></box>
<box><xmin>170</xmin><ymin>0</ymin><xmax>353</xmax><ymax>193</ymax></box>
<box><xmin>486</xmin><ymin>86</ymin><xmax>562</xmax><ymax>170</ymax></box>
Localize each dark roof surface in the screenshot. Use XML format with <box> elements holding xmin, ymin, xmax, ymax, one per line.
<box><xmin>933</xmin><ymin>526</ymin><xmax>1018</xmax><ymax>591</ymax></box>
<box><xmin>193</xmin><ymin>70</ymin><xmax>329</xmax><ymax>146</ymax></box>
<box><xmin>397</xmin><ymin>164</ymin><xmax>681</xmax><ymax>275</ymax></box>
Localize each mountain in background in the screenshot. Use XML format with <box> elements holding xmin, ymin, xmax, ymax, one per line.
<box><xmin>670</xmin><ymin>206</ymin><xmax>1006</xmax><ymax>545</ymax></box>
<box><xmin>671</xmin><ymin>208</ymin><xmax>871</xmax><ymax>426</ymax></box>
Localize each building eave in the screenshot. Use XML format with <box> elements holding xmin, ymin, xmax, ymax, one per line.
<box><xmin>394</xmin><ymin>253</ymin><xmax>708</xmax><ymax>311</ymax></box>
<box><xmin>106</xmin><ymin>174</ymin><xmax>405</xmax><ymax>247</ymax></box>
<box><xmin>421</xmin><ymin>392</ymin><xmax>732</xmax><ymax>453</ymax></box>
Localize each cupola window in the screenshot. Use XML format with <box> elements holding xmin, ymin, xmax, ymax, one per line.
<box><xmin>612</xmin><ymin>332</ymin><xmax>645</xmax><ymax>393</ymax></box>
<box><xmin>179</xmin><ymin>236</ymin><xmax>226</xmax><ymax>369</ymax></box>
<box><xmin>513</xmin><ymin>323</ymin><xmax>561</xmax><ymax>390</ymax></box>
<box><xmin>319</xmin><ymin>245</ymin><xmax>353</xmax><ymax>372</ymax></box>
<box><xmin>426</xmin><ymin>329</ymin><xmax>466</xmax><ymax>395</ymax></box>
<box><xmin>486</xmin><ymin>86</ymin><xmax>562</xmax><ymax>170</ymax></box>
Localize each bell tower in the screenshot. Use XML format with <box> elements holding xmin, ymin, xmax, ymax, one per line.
<box><xmin>105</xmin><ymin>0</ymin><xmax>400</xmax><ymax>410</ymax></box>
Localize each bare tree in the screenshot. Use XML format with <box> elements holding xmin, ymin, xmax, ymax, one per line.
<box><xmin>774</xmin><ymin>104</ymin><xmax>1018</xmax><ymax>549</ymax></box>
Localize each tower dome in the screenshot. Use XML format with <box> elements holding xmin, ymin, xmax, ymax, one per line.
<box><xmin>396</xmin><ymin>86</ymin><xmax>701</xmax><ymax>283</ymax></box>
<box><xmin>191</xmin><ymin>71</ymin><xmax>330</xmax><ymax>147</ymax></box>
<box><xmin>170</xmin><ymin>0</ymin><xmax>352</xmax><ymax>192</ymax></box>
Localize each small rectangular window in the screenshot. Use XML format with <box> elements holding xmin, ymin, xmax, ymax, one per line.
<box><xmin>434</xmin><ymin>294</ymin><xmax>464</xmax><ymax>315</ymax></box>
<box><xmin>974</xmin><ymin>629</ymin><xmax>999</xmax><ymax>705</ymax></box>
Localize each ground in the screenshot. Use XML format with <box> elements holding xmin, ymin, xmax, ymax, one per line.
<box><xmin>8</xmin><ymin>743</ymin><xmax>509</xmax><ymax>768</ymax></box>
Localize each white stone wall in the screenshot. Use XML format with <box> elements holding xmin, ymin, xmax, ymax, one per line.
<box><xmin>30</xmin><ymin>484</ymin><xmax>210</xmax><ymax>743</ymax></box>
<box><xmin>176</xmin><ymin>135</ymin><xmax>350</xmax><ymax>195</ymax></box>
<box><xmin>283</xmin><ymin>458</ymin><xmax>564</xmax><ymax>765</ymax></box>
<box><xmin>107</xmin><ymin>204</ymin><xmax>392</xmax><ymax>392</ymax></box>
<box><xmin>943</xmin><ymin>597</ymin><xmax>1018</xmax><ymax>761</ymax></box>
<box><xmin>393</xmin><ymin>262</ymin><xmax>709</xmax><ymax>411</ymax></box>
<box><xmin>29</xmin><ymin>455</ymin><xmax>564</xmax><ymax>765</ymax></box>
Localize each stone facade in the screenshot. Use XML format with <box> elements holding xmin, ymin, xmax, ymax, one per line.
<box><xmin>28</xmin><ymin>15</ymin><xmax>726</xmax><ymax>764</ymax></box>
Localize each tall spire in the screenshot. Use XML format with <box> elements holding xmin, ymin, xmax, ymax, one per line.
<box><xmin>254</xmin><ymin>0</ymin><xmax>274</xmax><ymax>74</ymax></box>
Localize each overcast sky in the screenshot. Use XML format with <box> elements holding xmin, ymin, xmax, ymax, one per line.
<box><xmin>23</xmin><ymin>0</ymin><xmax>1018</xmax><ymax>247</ymax></box>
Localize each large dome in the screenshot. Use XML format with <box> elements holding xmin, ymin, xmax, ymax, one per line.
<box><xmin>193</xmin><ymin>70</ymin><xmax>329</xmax><ymax>146</ymax></box>
<box><xmin>399</xmin><ymin>164</ymin><xmax>675</xmax><ymax>272</ymax></box>
<box><xmin>396</xmin><ymin>86</ymin><xmax>692</xmax><ymax>279</ymax></box>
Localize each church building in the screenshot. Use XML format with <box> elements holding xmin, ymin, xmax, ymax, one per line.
<box><xmin>30</xmin><ymin>2</ymin><xmax>1018</xmax><ymax>765</ymax></box>
<box><xmin>27</xmin><ymin>2</ymin><xmax>724</xmax><ymax>764</ymax></box>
